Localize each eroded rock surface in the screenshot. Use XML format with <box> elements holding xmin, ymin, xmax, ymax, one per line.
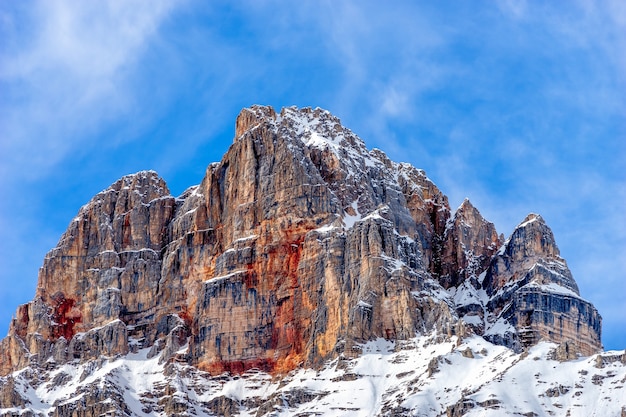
<box><xmin>0</xmin><ymin>106</ymin><xmax>602</xmax><ymax>384</ymax></box>
<box><xmin>482</xmin><ymin>214</ymin><xmax>601</xmax><ymax>354</ymax></box>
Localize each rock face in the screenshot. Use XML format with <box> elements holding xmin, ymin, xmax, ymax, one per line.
<box><xmin>0</xmin><ymin>106</ymin><xmax>602</xmax><ymax>386</ymax></box>
<box><xmin>482</xmin><ymin>214</ymin><xmax>602</xmax><ymax>354</ymax></box>
<box><xmin>439</xmin><ymin>198</ymin><xmax>501</xmax><ymax>289</ymax></box>
<box><xmin>0</xmin><ymin>172</ymin><xmax>175</xmax><ymax>375</ymax></box>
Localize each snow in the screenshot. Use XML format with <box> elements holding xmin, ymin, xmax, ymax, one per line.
<box><xmin>175</xmin><ymin>342</ymin><xmax>189</xmax><ymax>355</ymax></box>
<box><xmin>377</xmin><ymin>254</ymin><xmax>405</xmax><ymax>273</ymax></box>
<box><xmin>314</xmin><ymin>223</ymin><xmax>338</xmax><ymax>233</ymax></box>
<box><xmin>517</xmin><ymin>213</ymin><xmax>542</xmax><ymax>229</ymax></box>
<box><xmin>342</xmin><ymin>201</ymin><xmax>362</xmax><ymax>229</ymax></box>
<box><xmin>222</xmin><ymin>377</ymin><xmax>252</xmax><ymax>402</ymax></box>
<box><xmin>462</xmin><ymin>314</ymin><xmax>483</xmax><ymax>326</ymax></box>
<box><xmin>484</xmin><ymin>317</ymin><xmax>516</xmax><ymax>337</ymax></box>
<box><xmin>71</xmin><ymin>319</ymin><xmax>124</xmax><ymax>341</ymax></box>
<box><xmin>234</xmin><ymin>234</ymin><xmax>258</xmax><ymax>243</ymax></box>
<box><xmin>204</xmin><ymin>270</ymin><xmax>247</xmax><ymax>284</ymax></box>
<box><xmin>119</xmin><ymin>247</ymin><xmax>158</xmax><ymax>256</ymax></box>
<box><xmin>4</xmin><ymin>332</ymin><xmax>625</xmax><ymax>416</ymax></box>
<box><xmin>496</xmin><ymin>241</ymin><xmax>508</xmax><ymax>256</ymax></box>
<box><xmin>526</xmin><ymin>281</ymin><xmax>581</xmax><ymax>299</ymax></box>
<box><xmin>360</xmin><ymin>209</ymin><xmax>386</xmax><ymax>223</ymax></box>
<box><xmin>364</xmin><ymin>152</ymin><xmax>380</xmax><ymax>168</ymax></box>
<box><xmin>393</xmin><ymin>228</ymin><xmax>415</xmax><ymax>244</ymax></box>
<box><xmin>306</xmin><ymin>130</ymin><xmax>340</xmax><ymax>148</ymax></box>
<box><xmin>449</xmin><ymin>280</ymin><xmax>488</xmax><ymax>307</ymax></box>
<box><xmin>189</xmin><ymin>185</ymin><xmax>202</xmax><ymax>197</ymax></box>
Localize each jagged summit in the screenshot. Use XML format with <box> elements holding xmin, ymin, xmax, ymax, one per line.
<box><xmin>518</xmin><ymin>212</ymin><xmax>544</xmax><ymax>226</ymax></box>
<box><xmin>482</xmin><ymin>207</ymin><xmax>599</xmax><ymax>354</ymax></box>
<box><xmin>235</xmin><ymin>105</ymin><xmax>360</xmax><ymax>149</ymax></box>
<box><xmin>440</xmin><ymin>197</ymin><xmax>501</xmax><ymax>290</ymax></box>
<box><xmin>0</xmin><ymin>105</ymin><xmax>613</xmax><ymax>416</ymax></box>
<box><xmin>508</xmin><ymin>213</ymin><xmax>562</xmax><ymax>259</ymax></box>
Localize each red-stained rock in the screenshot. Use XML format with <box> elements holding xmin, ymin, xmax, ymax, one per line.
<box><xmin>50</xmin><ymin>294</ymin><xmax>82</xmax><ymax>341</ymax></box>
<box><xmin>0</xmin><ymin>106</ymin><xmax>603</xmax><ymax>378</ymax></box>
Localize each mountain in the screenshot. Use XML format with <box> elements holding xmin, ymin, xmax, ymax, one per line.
<box><xmin>0</xmin><ymin>106</ymin><xmax>623</xmax><ymax>416</ymax></box>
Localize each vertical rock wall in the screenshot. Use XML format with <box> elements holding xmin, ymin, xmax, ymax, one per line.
<box><xmin>0</xmin><ymin>106</ymin><xmax>603</xmax><ymax>378</ymax></box>
<box><xmin>484</xmin><ymin>214</ymin><xmax>602</xmax><ymax>355</ymax></box>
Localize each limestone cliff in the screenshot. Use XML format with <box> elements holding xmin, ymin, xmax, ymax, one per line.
<box><xmin>0</xmin><ymin>106</ymin><xmax>602</xmax><ymax>383</ymax></box>
<box><xmin>482</xmin><ymin>214</ymin><xmax>602</xmax><ymax>354</ymax></box>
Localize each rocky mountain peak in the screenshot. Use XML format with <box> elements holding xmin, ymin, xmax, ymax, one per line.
<box><xmin>458</xmin><ymin>196</ymin><xmax>474</xmax><ymax>210</ymax></box>
<box><xmin>449</xmin><ymin>198</ymin><xmax>489</xmax><ymax>231</ymax></box>
<box><xmin>481</xmin><ymin>211</ymin><xmax>599</xmax><ymax>354</ymax></box>
<box><xmin>277</xmin><ymin>106</ymin><xmax>367</xmax><ymax>153</ymax></box>
<box><xmin>0</xmin><ymin>105</ymin><xmax>612</xmax><ymax>416</ymax></box>
<box><xmin>506</xmin><ymin>213</ymin><xmax>561</xmax><ymax>260</ymax></box>
<box><xmin>109</xmin><ymin>170</ymin><xmax>170</xmax><ymax>201</ymax></box>
<box><xmin>235</xmin><ymin>105</ymin><xmax>371</xmax><ymax>172</ymax></box>
<box><xmin>234</xmin><ymin>105</ymin><xmax>278</xmax><ymax>138</ymax></box>
<box><xmin>235</xmin><ymin>105</ymin><xmax>364</xmax><ymax>153</ymax></box>
<box><xmin>486</xmin><ymin>211</ymin><xmax>578</xmax><ymax>295</ymax></box>
<box><xmin>520</xmin><ymin>212</ymin><xmax>543</xmax><ymax>224</ymax></box>
<box><xmin>439</xmin><ymin>198</ymin><xmax>500</xmax><ymax>289</ymax></box>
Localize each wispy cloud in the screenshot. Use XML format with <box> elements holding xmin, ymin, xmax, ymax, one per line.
<box><xmin>285</xmin><ymin>2</ymin><xmax>446</xmax><ymax>140</ymax></box>
<box><xmin>0</xmin><ymin>0</ymin><xmax>180</xmax><ymax>181</ymax></box>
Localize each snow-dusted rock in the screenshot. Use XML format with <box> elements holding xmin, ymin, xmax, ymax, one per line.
<box><xmin>1</xmin><ymin>335</ymin><xmax>623</xmax><ymax>416</ymax></box>
<box><xmin>483</xmin><ymin>214</ymin><xmax>602</xmax><ymax>355</ymax></box>
<box><xmin>0</xmin><ymin>106</ymin><xmax>612</xmax><ymax>415</ymax></box>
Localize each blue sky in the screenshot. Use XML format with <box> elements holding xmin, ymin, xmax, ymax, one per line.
<box><xmin>0</xmin><ymin>0</ymin><xmax>624</xmax><ymax>350</ymax></box>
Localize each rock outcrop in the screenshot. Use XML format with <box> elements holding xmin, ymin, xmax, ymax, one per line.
<box><xmin>0</xmin><ymin>106</ymin><xmax>602</xmax><ymax>385</ymax></box>
<box><xmin>439</xmin><ymin>198</ymin><xmax>501</xmax><ymax>289</ymax></box>
<box><xmin>482</xmin><ymin>214</ymin><xmax>602</xmax><ymax>354</ymax></box>
<box><xmin>0</xmin><ymin>172</ymin><xmax>174</xmax><ymax>375</ymax></box>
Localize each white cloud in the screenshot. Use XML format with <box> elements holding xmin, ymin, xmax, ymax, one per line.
<box><xmin>496</xmin><ymin>0</ymin><xmax>528</xmax><ymax>19</ymax></box>
<box><xmin>0</xmin><ymin>0</ymin><xmax>180</xmax><ymax>180</ymax></box>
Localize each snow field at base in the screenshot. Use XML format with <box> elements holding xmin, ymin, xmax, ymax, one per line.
<box><xmin>19</xmin><ymin>348</ymin><xmax>167</xmax><ymax>416</ymax></box>
<box><xmin>460</xmin><ymin>342</ymin><xmax>626</xmax><ymax>417</ymax></box>
<box><xmin>5</xmin><ymin>334</ymin><xmax>624</xmax><ymax>416</ymax></box>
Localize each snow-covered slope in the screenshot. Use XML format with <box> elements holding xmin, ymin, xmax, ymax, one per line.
<box><xmin>3</xmin><ymin>333</ymin><xmax>624</xmax><ymax>416</ymax></box>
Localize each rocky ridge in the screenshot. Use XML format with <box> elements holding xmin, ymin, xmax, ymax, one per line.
<box><xmin>0</xmin><ymin>105</ymin><xmax>614</xmax><ymax>415</ymax></box>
